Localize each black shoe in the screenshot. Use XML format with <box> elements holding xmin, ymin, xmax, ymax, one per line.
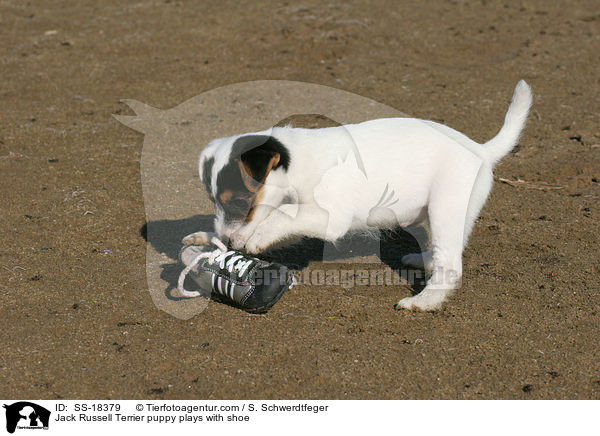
<box><xmin>178</xmin><ymin>238</ymin><xmax>295</xmax><ymax>313</ymax></box>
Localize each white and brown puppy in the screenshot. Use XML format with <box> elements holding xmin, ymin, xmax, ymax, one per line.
<box><xmin>184</xmin><ymin>81</ymin><xmax>532</xmax><ymax>311</ymax></box>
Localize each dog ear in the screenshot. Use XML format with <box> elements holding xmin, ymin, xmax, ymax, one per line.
<box><xmin>231</xmin><ymin>135</ymin><xmax>290</xmax><ymax>192</ymax></box>
<box><xmin>237</xmin><ymin>152</ymin><xmax>280</xmax><ymax>192</ymax></box>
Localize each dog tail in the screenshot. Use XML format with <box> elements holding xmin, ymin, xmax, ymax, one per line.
<box><xmin>483</xmin><ymin>80</ymin><xmax>532</xmax><ymax>164</ymax></box>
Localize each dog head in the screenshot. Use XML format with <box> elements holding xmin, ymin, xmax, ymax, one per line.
<box><xmin>199</xmin><ymin>134</ymin><xmax>290</xmax><ymax>241</ymax></box>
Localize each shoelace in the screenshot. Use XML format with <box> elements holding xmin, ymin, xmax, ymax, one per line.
<box><xmin>178</xmin><ymin>237</ymin><xmax>254</xmax><ymax>298</ymax></box>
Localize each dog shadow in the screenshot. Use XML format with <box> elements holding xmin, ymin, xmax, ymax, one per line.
<box><xmin>141</xmin><ymin>215</ymin><xmax>427</xmax><ymax>299</ymax></box>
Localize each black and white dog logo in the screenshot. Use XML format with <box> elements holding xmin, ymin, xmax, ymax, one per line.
<box><xmin>3</xmin><ymin>402</ymin><xmax>50</xmax><ymax>434</ymax></box>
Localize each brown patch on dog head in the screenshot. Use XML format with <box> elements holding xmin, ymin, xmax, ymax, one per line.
<box><xmin>219</xmin><ymin>189</ymin><xmax>234</xmax><ymax>204</ymax></box>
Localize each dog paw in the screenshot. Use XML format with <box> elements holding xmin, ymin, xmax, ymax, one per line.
<box><xmin>245</xmin><ymin>225</ymin><xmax>273</xmax><ymax>253</ymax></box>
<box><xmin>182</xmin><ymin>231</ymin><xmax>215</xmax><ymax>246</ymax></box>
<box><xmin>244</xmin><ymin>209</ymin><xmax>292</xmax><ymax>254</ymax></box>
<box><xmin>244</xmin><ymin>233</ymin><xmax>268</xmax><ymax>254</ymax></box>
<box><xmin>230</xmin><ymin>229</ymin><xmax>252</xmax><ymax>251</ymax></box>
<box><xmin>401</xmin><ymin>250</ymin><xmax>433</xmax><ymax>271</ymax></box>
<box><xmin>394</xmin><ymin>290</ymin><xmax>446</xmax><ymax>312</ymax></box>
<box><xmin>245</xmin><ymin>217</ymin><xmax>288</xmax><ymax>254</ymax></box>
<box><xmin>230</xmin><ymin>237</ymin><xmax>245</xmax><ymax>251</ymax></box>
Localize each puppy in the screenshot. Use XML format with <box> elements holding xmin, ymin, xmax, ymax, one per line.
<box><xmin>184</xmin><ymin>81</ymin><xmax>532</xmax><ymax>311</ymax></box>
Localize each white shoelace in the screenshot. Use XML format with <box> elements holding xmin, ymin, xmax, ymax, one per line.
<box><xmin>178</xmin><ymin>237</ymin><xmax>254</xmax><ymax>298</ymax></box>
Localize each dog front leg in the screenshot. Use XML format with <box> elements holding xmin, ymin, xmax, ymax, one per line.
<box><xmin>229</xmin><ymin>186</ymin><xmax>292</xmax><ymax>250</ymax></box>
<box><xmin>244</xmin><ymin>203</ymin><xmax>350</xmax><ymax>254</ymax></box>
<box><xmin>229</xmin><ymin>203</ymin><xmax>279</xmax><ymax>250</ymax></box>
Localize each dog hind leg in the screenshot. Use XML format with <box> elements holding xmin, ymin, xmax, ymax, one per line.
<box><xmin>396</xmin><ymin>157</ymin><xmax>481</xmax><ymax>311</ymax></box>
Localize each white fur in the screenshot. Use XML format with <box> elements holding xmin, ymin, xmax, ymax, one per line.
<box><xmin>187</xmin><ymin>81</ymin><xmax>532</xmax><ymax>311</ymax></box>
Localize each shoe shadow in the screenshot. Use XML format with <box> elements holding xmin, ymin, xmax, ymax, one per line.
<box><xmin>140</xmin><ymin>214</ymin><xmax>216</xmax><ymax>261</ymax></box>
<box><xmin>141</xmin><ymin>215</ymin><xmax>216</xmax><ymax>302</ymax></box>
<box><xmin>380</xmin><ymin>229</ymin><xmax>427</xmax><ymax>295</ymax></box>
<box><xmin>257</xmin><ymin>228</ymin><xmax>427</xmax><ymax>294</ymax></box>
<box><xmin>141</xmin><ymin>215</ymin><xmax>427</xmax><ymax>298</ymax></box>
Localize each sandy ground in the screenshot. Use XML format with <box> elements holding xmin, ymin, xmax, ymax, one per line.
<box><xmin>1</xmin><ymin>0</ymin><xmax>599</xmax><ymax>399</ymax></box>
